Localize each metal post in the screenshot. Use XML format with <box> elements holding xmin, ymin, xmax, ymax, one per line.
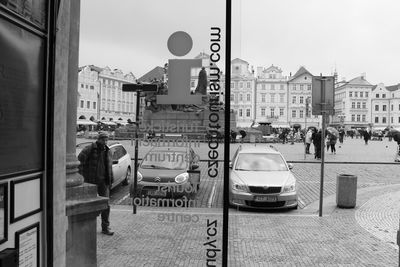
<box><xmin>304</xmin><ymin>99</ymin><xmax>308</xmax><ymax>160</ymax></box>
<box><xmin>132</xmin><ymin>90</ymin><xmax>141</xmax><ymax>214</ymax></box>
<box><xmin>319</xmin><ymin>78</ymin><xmax>326</xmax><ymax>217</ymax></box>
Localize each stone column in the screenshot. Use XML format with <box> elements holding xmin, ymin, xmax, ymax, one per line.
<box><xmin>63</xmin><ymin>0</ymin><xmax>108</xmax><ymax>266</ymax></box>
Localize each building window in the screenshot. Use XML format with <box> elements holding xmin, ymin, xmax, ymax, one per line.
<box><xmin>280</xmin><ymin>94</ymin><xmax>284</xmax><ymax>103</ymax></box>
<box><xmin>299</xmin><ymin>96</ymin><xmax>304</xmax><ymax>104</ymax></box>
<box><xmin>376</xmin><ymin>94</ymin><xmax>379</xmax><ymax>98</ymax></box>
<box><xmin>292</xmin><ymin>84</ymin><xmax>296</xmax><ymax>90</ymax></box>
<box><xmin>356</xmin><ymin>114</ymin><xmax>360</xmax><ymax>122</ymax></box>
<box><xmin>191</xmin><ymin>81</ymin><xmax>195</xmax><ymax>87</ymax></box>
<box><xmin>261</xmin><ymin>108</ymin><xmax>265</xmax><ymax>116</ymax></box>
<box><xmin>231</xmin><ymin>82</ymin><xmax>234</xmax><ymax>88</ymax></box>
<box><xmin>391</xmin><ymin>117</ymin><xmax>393</xmax><ymax>123</ymax></box>
<box><xmin>375</xmin><ymin>105</ymin><xmax>379</xmax><ymax>111</ymax></box>
<box><xmin>281</xmin><ymin>84</ymin><xmax>285</xmax><ymax>90</ymax></box>
<box><xmin>307</xmin><ymin>84</ymin><xmax>311</xmax><ymax>90</ymax></box>
<box><xmin>362</xmin><ymin>115</ymin><xmax>366</xmax><ymax>122</ymax></box>
<box><xmin>247</xmin><ymin>82</ymin><xmax>250</xmax><ymax>88</ymax></box>
<box><xmin>362</xmin><ymin>102</ymin><xmax>366</xmax><ymax>109</ymax></box>
<box><xmin>382</xmin><ymin>117</ymin><xmax>387</xmax><ymax>123</ymax></box>
<box><xmin>365</xmin><ymin>92</ymin><xmax>368</xmax><ymax>97</ymax></box>
<box><xmin>261</xmin><ymin>94</ymin><xmax>266</xmax><ymax>102</ymax></box>
<box><xmin>382</xmin><ymin>94</ymin><xmax>386</xmax><ymax>98</ymax></box>
<box><xmin>93</xmin><ymin>102</ymin><xmax>96</xmax><ymax>109</ymax></box>
<box><xmin>80</xmin><ymin>100</ymin><xmax>84</xmax><ymax>108</ymax></box>
<box><xmin>352</xmin><ymin>102</ymin><xmax>355</xmax><ymax>109</ymax></box>
<box><xmin>383</xmin><ymin>105</ymin><xmax>387</xmax><ymax>111</ymax></box>
<box><xmin>391</xmin><ymin>105</ymin><xmax>393</xmax><ymax>111</ymax></box>
<box><xmin>271</xmin><ymin>84</ymin><xmax>275</xmax><ymax>90</ymax></box>
<box><xmin>81</xmin><ymin>84</ymin><xmax>84</xmax><ymax>88</ymax></box>
<box><xmin>239</xmin><ymin>82</ymin><xmax>243</xmax><ymax>88</ymax></box>
<box><xmin>360</xmin><ymin>92</ymin><xmax>363</xmax><ymax>98</ymax></box>
<box><xmin>262</xmin><ymin>84</ymin><xmax>265</xmax><ymax>90</ymax></box>
<box><xmin>292</xmin><ymin>110</ymin><xmax>296</xmax><ymax>118</ymax></box>
<box><xmin>398</xmin><ymin>117</ymin><xmax>400</xmax><ymax>123</ymax></box>
<box><xmin>355</xmin><ymin>92</ymin><xmax>358</xmax><ymax>97</ymax></box>
<box><xmin>231</xmin><ymin>94</ymin><xmax>234</xmax><ymax>101</ymax></box>
<box><xmin>246</xmin><ymin>109</ymin><xmax>250</xmax><ymax>117</ymax></box>
<box><xmin>271</xmin><ymin>94</ymin><xmax>275</xmax><ymax>103</ymax></box>
<box><xmin>299</xmin><ymin>110</ymin><xmax>304</xmax><ymax>118</ymax></box>
<box><xmin>292</xmin><ymin>96</ymin><xmax>296</xmax><ymax>104</ymax></box>
<box><xmin>86</xmin><ymin>101</ymin><xmax>90</xmax><ymax>109</ymax></box>
<box><xmin>352</xmin><ymin>114</ymin><xmax>355</xmax><ymax>121</ymax></box>
<box><xmin>279</xmin><ymin>108</ymin><xmax>284</xmax><ymax>116</ymax></box>
<box><xmin>239</xmin><ymin>109</ymin><xmax>242</xmax><ymax>117</ymax></box>
<box><xmin>85</xmin><ymin>85</ymin><xmax>88</xmax><ymax>89</ymax></box>
<box><xmin>375</xmin><ymin>117</ymin><xmax>379</xmax><ymax>123</ymax></box>
<box><xmin>349</xmin><ymin>92</ymin><xmax>353</xmax><ymax>97</ymax></box>
<box><xmin>239</xmin><ymin>94</ymin><xmax>243</xmax><ymax>101</ymax></box>
<box><xmin>247</xmin><ymin>94</ymin><xmax>251</xmax><ymax>101</ymax></box>
<box><xmin>357</xmin><ymin>102</ymin><xmax>360</xmax><ymax>109</ymax></box>
<box><xmin>90</xmin><ymin>85</ymin><xmax>94</xmax><ymax>90</ymax></box>
<box><xmin>300</xmin><ymin>84</ymin><xmax>303</xmax><ymax>90</ymax></box>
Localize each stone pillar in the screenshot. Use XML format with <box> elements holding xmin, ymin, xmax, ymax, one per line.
<box><xmin>63</xmin><ymin>0</ymin><xmax>108</xmax><ymax>266</ymax></box>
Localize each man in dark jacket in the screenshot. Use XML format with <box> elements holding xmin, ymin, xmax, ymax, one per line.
<box><xmin>78</xmin><ymin>132</ymin><xmax>114</xmax><ymax>235</ymax></box>
<box><xmin>312</xmin><ymin>129</ymin><xmax>322</xmax><ymax>159</ymax></box>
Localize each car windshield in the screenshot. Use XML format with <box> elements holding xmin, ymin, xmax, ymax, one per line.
<box><xmin>235</xmin><ymin>153</ymin><xmax>288</xmax><ymax>171</ymax></box>
<box><xmin>141</xmin><ymin>151</ymin><xmax>188</xmax><ymax>170</ymax></box>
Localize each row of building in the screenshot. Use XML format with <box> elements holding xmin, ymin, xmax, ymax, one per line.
<box><xmin>77</xmin><ymin>53</ymin><xmax>400</xmax><ymax>130</ymax></box>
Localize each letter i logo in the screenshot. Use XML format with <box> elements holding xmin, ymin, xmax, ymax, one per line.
<box><xmin>157</xmin><ymin>31</ymin><xmax>202</xmax><ymax>105</ymax></box>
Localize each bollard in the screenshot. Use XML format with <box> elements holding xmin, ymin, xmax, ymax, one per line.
<box><xmin>336</xmin><ymin>174</ymin><xmax>357</xmax><ymax>208</ymax></box>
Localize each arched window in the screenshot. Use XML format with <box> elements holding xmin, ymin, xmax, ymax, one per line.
<box><xmin>78</xmin><ymin>115</ymin><xmax>86</xmax><ymax>119</ymax></box>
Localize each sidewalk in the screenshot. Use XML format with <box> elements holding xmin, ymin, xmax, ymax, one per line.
<box><xmin>98</xmin><ymin>185</ymin><xmax>400</xmax><ymax>267</ymax></box>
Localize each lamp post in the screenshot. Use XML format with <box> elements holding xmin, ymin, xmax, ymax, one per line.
<box><xmin>122</xmin><ymin>83</ymin><xmax>158</xmax><ymax>214</ymax></box>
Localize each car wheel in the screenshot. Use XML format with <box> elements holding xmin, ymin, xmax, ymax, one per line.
<box><xmin>122</xmin><ymin>167</ymin><xmax>131</xmax><ymax>186</ymax></box>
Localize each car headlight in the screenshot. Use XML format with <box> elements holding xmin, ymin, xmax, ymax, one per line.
<box><xmin>232</xmin><ymin>183</ymin><xmax>247</xmax><ymax>192</ymax></box>
<box><xmin>175</xmin><ymin>172</ymin><xmax>189</xmax><ymax>184</ymax></box>
<box><xmin>137</xmin><ymin>171</ymin><xmax>143</xmax><ymax>182</ymax></box>
<box><xmin>283</xmin><ymin>181</ymin><xmax>296</xmax><ymax>193</ymax></box>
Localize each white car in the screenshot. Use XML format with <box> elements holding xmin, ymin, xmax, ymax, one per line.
<box><xmin>76</xmin><ymin>141</ymin><xmax>132</xmax><ymax>189</ymax></box>
<box><xmin>229</xmin><ymin>145</ymin><xmax>298</xmax><ymax>209</ymax></box>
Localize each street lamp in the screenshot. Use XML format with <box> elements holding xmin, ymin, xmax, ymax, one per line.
<box><xmin>122</xmin><ymin>83</ymin><xmax>158</xmax><ymax>214</ymax></box>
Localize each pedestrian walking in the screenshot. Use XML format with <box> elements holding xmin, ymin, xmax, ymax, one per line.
<box><xmin>339</xmin><ymin>128</ymin><xmax>345</xmax><ymax>144</ymax></box>
<box><xmin>329</xmin><ymin>133</ymin><xmax>337</xmax><ymax>154</ymax></box>
<box><xmin>305</xmin><ymin>129</ymin><xmax>313</xmax><ymax>154</ymax></box>
<box><xmin>363</xmin><ymin>130</ymin><xmax>370</xmax><ymax>145</ymax></box>
<box><xmin>239</xmin><ymin>129</ymin><xmax>247</xmax><ymax>143</ymax></box>
<box><xmin>78</xmin><ymin>131</ymin><xmax>115</xmax><ymax>235</ymax></box>
<box><xmin>312</xmin><ymin>129</ymin><xmax>322</xmax><ymax>159</ymax></box>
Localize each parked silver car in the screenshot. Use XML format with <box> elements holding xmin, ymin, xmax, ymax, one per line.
<box><xmin>229</xmin><ymin>146</ymin><xmax>298</xmax><ymax>209</ymax></box>
<box><xmin>76</xmin><ymin>141</ymin><xmax>132</xmax><ymax>189</ymax></box>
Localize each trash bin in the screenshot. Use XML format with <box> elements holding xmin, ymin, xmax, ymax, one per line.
<box><xmin>336</xmin><ymin>174</ymin><xmax>357</xmax><ymax>208</ymax></box>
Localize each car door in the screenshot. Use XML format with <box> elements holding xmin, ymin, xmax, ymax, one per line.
<box><xmin>118</xmin><ymin>146</ymin><xmax>130</xmax><ymax>179</ymax></box>
<box><xmin>110</xmin><ymin>146</ymin><xmax>123</xmax><ymax>185</ymax></box>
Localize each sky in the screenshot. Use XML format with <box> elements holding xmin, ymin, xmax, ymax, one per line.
<box><xmin>80</xmin><ymin>0</ymin><xmax>400</xmax><ymax>85</ymax></box>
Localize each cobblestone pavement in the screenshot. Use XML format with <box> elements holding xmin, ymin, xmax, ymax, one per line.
<box><xmin>98</xmin><ymin>183</ymin><xmax>400</xmax><ymax>267</ymax></box>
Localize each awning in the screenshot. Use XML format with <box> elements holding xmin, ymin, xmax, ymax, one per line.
<box><xmin>100</xmin><ymin>121</ymin><xmax>117</xmax><ymax>125</ymax></box>
<box><xmin>77</xmin><ymin>119</ymin><xmax>97</xmax><ymax>125</ymax></box>
<box><xmin>271</xmin><ymin>123</ymin><xmax>290</xmax><ymax>128</ymax></box>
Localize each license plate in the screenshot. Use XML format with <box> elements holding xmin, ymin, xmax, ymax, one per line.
<box><xmin>254</xmin><ymin>196</ymin><xmax>277</xmax><ymax>202</ymax></box>
<box><xmin>147</xmin><ymin>190</ymin><xmax>167</xmax><ymax>197</ymax></box>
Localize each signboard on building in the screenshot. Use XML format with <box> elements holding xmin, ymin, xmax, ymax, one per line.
<box><xmin>312</xmin><ymin>76</ymin><xmax>335</xmax><ymax>115</ymax></box>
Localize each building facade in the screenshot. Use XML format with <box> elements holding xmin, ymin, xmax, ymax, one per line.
<box><xmin>371</xmin><ymin>83</ymin><xmax>400</xmax><ymax>129</ymax></box>
<box><xmin>287</xmin><ymin>66</ymin><xmax>320</xmax><ymax>128</ymax></box>
<box><xmin>333</xmin><ymin>74</ymin><xmax>373</xmax><ymax>129</ymax></box>
<box><xmin>77</xmin><ymin>65</ymin><xmax>137</xmax><ymax>122</ymax></box>
<box><xmin>229</xmin><ymin>58</ymin><xmax>256</xmax><ymax>127</ymax></box>
<box><xmin>255</xmin><ymin>65</ymin><xmax>289</xmax><ymax>127</ymax></box>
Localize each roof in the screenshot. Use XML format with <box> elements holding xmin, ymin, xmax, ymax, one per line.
<box><xmin>231</xmin><ymin>58</ymin><xmax>249</xmax><ymax>64</ymax></box>
<box><xmin>346</xmin><ymin>76</ymin><xmax>372</xmax><ymax>86</ymax></box>
<box><xmin>386</xmin><ymin>84</ymin><xmax>400</xmax><ymax>92</ymax></box>
<box><xmin>138</xmin><ymin>66</ymin><xmax>165</xmax><ymax>82</ymax></box>
<box><xmin>264</xmin><ymin>65</ymin><xmax>282</xmax><ymax>73</ymax></box>
<box><xmin>194</xmin><ymin>52</ymin><xmax>210</xmax><ymax>59</ymax></box>
<box><xmin>288</xmin><ymin>66</ymin><xmax>313</xmax><ymax>81</ymax></box>
<box><xmin>79</xmin><ymin>65</ymin><xmax>103</xmax><ymax>73</ymax></box>
<box><xmin>371</xmin><ymin>85</ymin><xmax>378</xmax><ymax>90</ymax></box>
